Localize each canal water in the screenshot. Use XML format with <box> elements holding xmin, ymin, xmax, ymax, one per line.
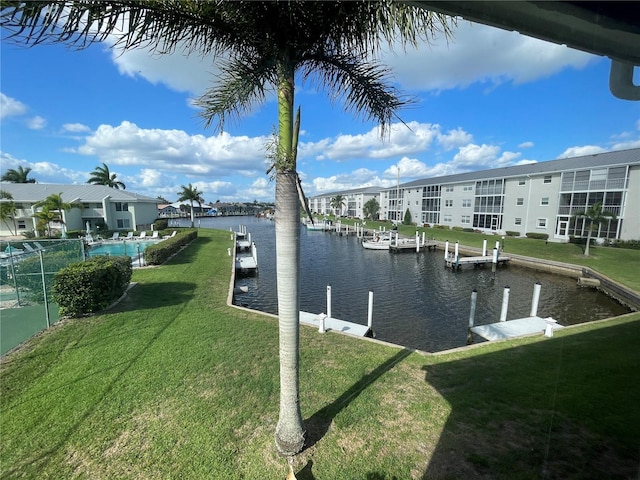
<box><xmin>181</xmin><ymin>216</ymin><xmax>629</xmax><ymax>352</ymax></box>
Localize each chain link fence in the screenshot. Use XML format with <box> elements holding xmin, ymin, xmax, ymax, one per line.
<box><xmin>0</xmin><ymin>239</ymin><xmax>85</xmax><ymax>355</ymax></box>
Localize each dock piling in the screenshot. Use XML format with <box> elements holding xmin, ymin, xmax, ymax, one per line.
<box><xmin>327</xmin><ymin>285</ymin><xmax>332</xmax><ymax>319</ymax></box>
<box><xmin>530</xmin><ymin>282</ymin><xmax>542</xmax><ymax>317</ymax></box>
<box><xmin>367</xmin><ymin>291</ymin><xmax>374</xmax><ymax>329</ymax></box>
<box><xmin>499</xmin><ymin>285</ymin><xmax>510</xmax><ymax>322</ymax></box>
<box><xmin>482</xmin><ymin>239</ymin><xmax>487</xmax><ymax>257</ymax></box>
<box><xmin>444</xmin><ymin>241</ymin><xmax>449</xmax><ymax>261</ymax></box>
<box><xmin>467</xmin><ymin>289</ymin><xmax>478</xmax><ymax>344</ymax></box>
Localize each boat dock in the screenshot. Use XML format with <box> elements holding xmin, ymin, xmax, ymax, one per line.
<box><xmin>444</xmin><ymin>239</ymin><xmax>510</xmax><ymax>270</ymax></box>
<box><xmin>299</xmin><ymin>311</ymin><xmax>371</xmax><ymax>337</ymax></box>
<box><xmin>233</xmin><ymin>225</ymin><xmax>258</xmax><ymax>274</ymax></box>
<box><xmin>471</xmin><ymin>316</ymin><xmax>563</xmax><ymax>340</ymax></box>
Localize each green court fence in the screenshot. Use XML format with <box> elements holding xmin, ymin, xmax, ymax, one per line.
<box><xmin>0</xmin><ymin>239</ymin><xmax>85</xmax><ymax>355</ymax></box>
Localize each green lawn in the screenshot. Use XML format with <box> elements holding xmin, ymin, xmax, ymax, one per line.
<box><xmin>1</xmin><ymin>228</ymin><xmax>638</xmax><ymax>479</ymax></box>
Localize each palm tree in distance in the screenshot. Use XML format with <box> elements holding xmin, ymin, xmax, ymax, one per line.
<box><xmin>1</xmin><ymin>165</ymin><xmax>36</xmax><ymax>183</ymax></box>
<box><xmin>574</xmin><ymin>201</ymin><xmax>617</xmax><ymax>257</ymax></box>
<box><xmin>87</xmin><ymin>163</ymin><xmax>126</xmax><ymax>190</ymax></box>
<box><xmin>33</xmin><ymin>192</ymin><xmax>82</xmax><ymax>238</ymax></box>
<box><xmin>1</xmin><ymin>2</ymin><xmax>454</xmax><ymax>460</ymax></box>
<box><xmin>330</xmin><ymin>195</ymin><xmax>347</xmax><ymax>219</ymax></box>
<box><xmin>0</xmin><ymin>190</ymin><xmax>18</xmax><ymax>235</ymax></box>
<box><xmin>177</xmin><ymin>183</ymin><xmax>204</xmax><ymax>228</ymax></box>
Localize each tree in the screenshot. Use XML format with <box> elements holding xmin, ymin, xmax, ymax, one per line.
<box><xmin>363</xmin><ymin>198</ymin><xmax>380</xmax><ymax>220</ymax></box>
<box><xmin>1</xmin><ymin>165</ymin><xmax>36</xmax><ymax>183</ymax></box>
<box><xmin>330</xmin><ymin>195</ymin><xmax>346</xmax><ymax>218</ymax></box>
<box><xmin>0</xmin><ymin>190</ymin><xmax>18</xmax><ymax>235</ymax></box>
<box><xmin>33</xmin><ymin>193</ymin><xmax>82</xmax><ymax>238</ymax></box>
<box><xmin>403</xmin><ymin>208</ymin><xmax>412</xmax><ymax>225</ymax></box>
<box><xmin>574</xmin><ymin>201</ymin><xmax>617</xmax><ymax>257</ymax></box>
<box><xmin>177</xmin><ymin>184</ymin><xmax>204</xmax><ymax>228</ymax></box>
<box><xmin>87</xmin><ymin>163</ymin><xmax>126</xmax><ymax>190</ymax></box>
<box><xmin>1</xmin><ymin>2</ymin><xmax>453</xmax><ymax>459</ymax></box>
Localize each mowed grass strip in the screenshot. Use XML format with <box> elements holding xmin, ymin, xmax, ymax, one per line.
<box><xmin>1</xmin><ymin>228</ymin><xmax>638</xmax><ymax>479</ymax></box>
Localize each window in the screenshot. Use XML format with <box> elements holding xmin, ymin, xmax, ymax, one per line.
<box><xmin>463</xmin><ymin>184</ymin><xmax>474</xmax><ymax>191</ymax></box>
<box><xmin>17</xmin><ymin>221</ymin><xmax>26</xmax><ymax>230</ymax></box>
<box><xmin>518</xmin><ymin>178</ymin><xmax>526</xmax><ymax>186</ymax></box>
<box><xmin>117</xmin><ymin>219</ymin><xmax>131</xmax><ymax>228</ymax></box>
<box><xmin>514</xmin><ymin>218</ymin><xmax>522</xmax><ymax>226</ymax></box>
<box><xmin>444</xmin><ymin>186</ymin><xmax>454</xmax><ymax>193</ymax></box>
<box><xmin>462</xmin><ymin>199</ymin><xmax>471</xmax><ymax>208</ymax></box>
<box><xmin>461</xmin><ymin>215</ymin><xmax>471</xmax><ymax>224</ymax></box>
<box><xmin>444</xmin><ymin>214</ymin><xmax>452</xmax><ymax>223</ymax></box>
<box><xmin>537</xmin><ymin>218</ymin><xmax>547</xmax><ymax>228</ymax></box>
<box><xmin>543</xmin><ymin>175</ymin><xmax>552</xmax><ymax>184</ymax></box>
<box><xmin>445</xmin><ymin>200</ymin><xmax>453</xmax><ymax>207</ymax></box>
<box><xmin>115</xmin><ymin>202</ymin><xmax>129</xmax><ymax>212</ymax></box>
<box><xmin>516</xmin><ymin>198</ymin><xmax>524</xmax><ymax>206</ymax></box>
<box><xmin>541</xmin><ymin>197</ymin><xmax>549</xmax><ymax>206</ymax></box>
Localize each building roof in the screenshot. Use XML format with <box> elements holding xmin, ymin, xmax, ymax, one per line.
<box><xmin>395</xmin><ymin>148</ymin><xmax>640</xmax><ymax>191</ymax></box>
<box><xmin>0</xmin><ymin>183</ymin><xmax>159</xmax><ymax>203</ymax></box>
<box><xmin>309</xmin><ymin>186</ymin><xmax>384</xmax><ymax>200</ymax></box>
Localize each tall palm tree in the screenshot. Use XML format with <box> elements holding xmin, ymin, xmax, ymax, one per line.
<box><xmin>0</xmin><ymin>190</ymin><xmax>18</xmax><ymax>235</ymax></box>
<box><xmin>87</xmin><ymin>163</ymin><xmax>126</xmax><ymax>190</ymax></box>
<box><xmin>330</xmin><ymin>195</ymin><xmax>346</xmax><ymax>218</ymax></box>
<box><xmin>177</xmin><ymin>183</ymin><xmax>204</xmax><ymax>228</ymax></box>
<box><xmin>574</xmin><ymin>201</ymin><xmax>617</xmax><ymax>257</ymax></box>
<box><xmin>1</xmin><ymin>165</ymin><xmax>36</xmax><ymax>183</ymax></box>
<box><xmin>33</xmin><ymin>193</ymin><xmax>82</xmax><ymax>238</ymax></box>
<box><xmin>1</xmin><ymin>2</ymin><xmax>453</xmax><ymax>459</ymax></box>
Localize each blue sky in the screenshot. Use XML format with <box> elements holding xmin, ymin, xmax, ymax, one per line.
<box><xmin>2</xmin><ymin>17</ymin><xmax>639</xmax><ymax>204</ymax></box>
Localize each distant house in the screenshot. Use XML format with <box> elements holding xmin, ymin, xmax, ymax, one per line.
<box><xmin>308</xmin><ymin>186</ymin><xmax>384</xmax><ymax>219</ymax></box>
<box><xmin>0</xmin><ymin>183</ymin><xmax>160</xmax><ymax>237</ymax></box>
<box><xmin>158</xmin><ymin>201</ymin><xmax>216</xmax><ymax>217</ymax></box>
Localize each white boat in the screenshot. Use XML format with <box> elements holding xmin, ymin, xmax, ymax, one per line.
<box><xmin>362</xmin><ymin>233</ymin><xmax>391</xmax><ymax>250</ymax></box>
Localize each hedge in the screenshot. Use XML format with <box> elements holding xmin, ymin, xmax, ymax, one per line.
<box><xmin>505</xmin><ymin>231</ymin><xmax>521</xmax><ymax>237</ymax></box>
<box><xmin>53</xmin><ymin>256</ymin><xmax>132</xmax><ymax>318</ymax></box>
<box><xmin>144</xmin><ymin>229</ymin><xmax>198</xmax><ymax>265</ymax></box>
<box><xmin>525</xmin><ymin>232</ymin><xmax>549</xmax><ymax>240</ymax></box>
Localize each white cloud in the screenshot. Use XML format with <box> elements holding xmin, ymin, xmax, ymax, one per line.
<box><xmin>27</xmin><ymin>116</ymin><xmax>47</xmax><ymax>130</ymax></box>
<box><xmin>518</xmin><ymin>141</ymin><xmax>534</xmax><ymax>149</ymax></box>
<box><xmin>557</xmin><ymin>145</ymin><xmax>606</xmax><ymax>159</ymax></box>
<box><xmin>73</xmin><ymin>121</ymin><xmax>269</xmax><ymax>176</ymax></box>
<box><xmin>63</xmin><ymin>123</ymin><xmax>91</xmax><ymax>133</ymax></box>
<box><xmin>0</xmin><ymin>93</ymin><xmax>27</xmax><ymax>118</ymax></box>
<box><xmin>305</xmin><ymin>121</ymin><xmax>473</xmax><ymax>162</ymax></box>
<box><xmin>381</xmin><ymin>21</ymin><xmax>595</xmax><ymax>92</ymax></box>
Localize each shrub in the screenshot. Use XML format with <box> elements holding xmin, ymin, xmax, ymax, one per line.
<box><xmin>525</xmin><ymin>232</ymin><xmax>549</xmax><ymax>240</ymax></box>
<box><xmin>144</xmin><ymin>229</ymin><xmax>198</xmax><ymax>265</ymax></box>
<box><xmin>154</xmin><ymin>218</ymin><xmax>169</xmax><ymax>231</ymax></box>
<box><xmin>462</xmin><ymin>228</ymin><xmax>475</xmax><ymax>233</ymax></box>
<box><xmin>53</xmin><ymin>256</ymin><xmax>132</xmax><ymax>318</ymax></box>
<box><xmin>610</xmin><ymin>239</ymin><xmax>640</xmax><ymax>250</ymax></box>
<box><xmin>452</xmin><ymin>226</ymin><xmax>464</xmax><ymax>231</ymax></box>
<box><xmin>505</xmin><ymin>231</ymin><xmax>520</xmax><ymax>237</ymax></box>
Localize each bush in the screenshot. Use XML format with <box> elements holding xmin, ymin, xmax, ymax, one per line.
<box><xmin>505</xmin><ymin>231</ymin><xmax>520</xmax><ymax>237</ymax></box>
<box><xmin>609</xmin><ymin>239</ymin><xmax>640</xmax><ymax>250</ymax></box>
<box><xmin>525</xmin><ymin>232</ymin><xmax>549</xmax><ymax>240</ymax></box>
<box><xmin>462</xmin><ymin>228</ymin><xmax>475</xmax><ymax>233</ymax></box>
<box><xmin>451</xmin><ymin>226</ymin><xmax>464</xmax><ymax>231</ymax></box>
<box><xmin>53</xmin><ymin>256</ymin><xmax>132</xmax><ymax>318</ymax></box>
<box><xmin>154</xmin><ymin>218</ymin><xmax>169</xmax><ymax>231</ymax></box>
<box><xmin>144</xmin><ymin>229</ymin><xmax>198</xmax><ymax>266</ymax></box>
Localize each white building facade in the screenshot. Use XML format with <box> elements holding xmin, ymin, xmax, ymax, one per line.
<box><xmin>308</xmin><ymin>186</ymin><xmax>384</xmax><ymax>219</ymax></box>
<box><xmin>0</xmin><ymin>183</ymin><xmax>160</xmax><ymax>237</ymax></box>
<box><xmin>379</xmin><ymin>148</ymin><xmax>640</xmax><ymax>241</ymax></box>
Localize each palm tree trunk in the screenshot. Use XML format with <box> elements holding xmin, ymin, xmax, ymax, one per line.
<box><xmin>584</xmin><ymin>226</ymin><xmax>592</xmax><ymax>256</ymax></box>
<box><xmin>274</xmin><ymin>62</ymin><xmax>305</xmax><ymax>456</ymax></box>
<box><xmin>274</xmin><ymin>171</ymin><xmax>305</xmax><ymax>456</ymax></box>
<box><xmin>190</xmin><ymin>201</ymin><xmax>195</xmax><ymax>228</ymax></box>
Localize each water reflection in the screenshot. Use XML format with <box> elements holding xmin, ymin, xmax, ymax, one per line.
<box><xmin>184</xmin><ymin>216</ymin><xmax>629</xmax><ymax>352</ymax></box>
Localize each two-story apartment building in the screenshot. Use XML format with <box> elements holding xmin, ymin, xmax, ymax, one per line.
<box><xmin>0</xmin><ymin>183</ymin><xmax>160</xmax><ymax>237</ymax></box>
<box><xmin>380</xmin><ymin>148</ymin><xmax>639</xmax><ymax>241</ymax></box>
<box><xmin>308</xmin><ymin>186</ymin><xmax>384</xmax><ymax>219</ymax></box>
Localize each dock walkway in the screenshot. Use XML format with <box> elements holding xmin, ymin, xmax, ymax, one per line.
<box><xmin>299</xmin><ymin>311</ymin><xmax>370</xmax><ymax>337</ymax></box>
<box><xmin>471</xmin><ymin>316</ymin><xmax>563</xmax><ymax>341</ymax></box>
<box><xmin>445</xmin><ymin>254</ymin><xmax>510</xmax><ymax>269</ymax></box>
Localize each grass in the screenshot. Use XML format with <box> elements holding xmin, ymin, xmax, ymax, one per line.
<box><xmin>1</xmin><ymin>228</ymin><xmax>639</xmax><ymax>479</ymax></box>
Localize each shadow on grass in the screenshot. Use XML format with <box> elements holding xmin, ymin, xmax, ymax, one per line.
<box><xmin>152</xmin><ymin>236</ymin><xmax>213</xmax><ymax>265</ymax></box>
<box><xmin>421</xmin><ymin>318</ymin><xmax>640</xmax><ymax>479</ymax></box>
<box><xmin>303</xmin><ymin>348</ymin><xmax>412</xmax><ymax>451</ymax></box>
<box><xmin>111</xmin><ymin>281</ymin><xmax>196</xmax><ymax>313</ymax></box>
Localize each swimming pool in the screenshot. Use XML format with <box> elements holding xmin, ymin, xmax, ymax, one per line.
<box><xmin>87</xmin><ymin>240</ymin><xmax>159</xmax><ymax>259</ymax></box>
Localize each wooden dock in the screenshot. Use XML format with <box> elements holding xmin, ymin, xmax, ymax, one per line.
<box><xmin>445</xmin><ymin>253</ymin><xmax>510</xmax><ymax>269</ymax></box>
<box><xmin>390</xmin><ymin>240</ymin><xmax>438</xmax><ymax>253</ymax></box>
<box><xmin>470</xmin><ymin>316</ymin><xmax>563</xmax><ymax>341</ymax></box>
<box><xmin>299</xmin><ymin>311</ymin><xmax>371</xmax><ymax>337</ymax></box>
